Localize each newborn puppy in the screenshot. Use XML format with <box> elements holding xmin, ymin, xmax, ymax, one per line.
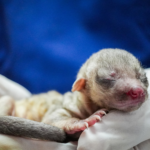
<box><xmin>75</xmin><ymin>48</ymin><xmax>148</xmax><ymax>112</ymax></box>
<box><xmin>0</xmin><ymin>48</ymin><xmax>148</xmax><ymax>140</ymax></box>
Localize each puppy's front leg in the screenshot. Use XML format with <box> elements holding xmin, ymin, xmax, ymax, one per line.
<box><xmin>42</xmin><ymin>108</ymin><xmax>107</xmax><ymax>136</ymax></box>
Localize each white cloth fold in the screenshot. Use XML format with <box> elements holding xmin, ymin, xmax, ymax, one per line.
<box><xmin>0</xmin><ymin>75</ymin><xmax>31</xmax><ymax>99</ymax></box>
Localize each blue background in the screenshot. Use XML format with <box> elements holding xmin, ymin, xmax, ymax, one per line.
<box><xmin>0</xmin><ymin>0</ymin><xmax>150</xmax><ymax>94</ymax></box>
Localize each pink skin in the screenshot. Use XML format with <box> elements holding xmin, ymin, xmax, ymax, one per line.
<box><xmin>127</xmin><ymin>87</ymin><xmax>145</xmax><ymax>99</ymax></box>
<box><xmin>110</xmin><ymin>71</ymin><xmax>116</xmax><ymax>77</ymax></box>
<box><xmin>67</xmin><ymin>109</ymin><xmax>107</xmax><ymax>134</ymax></box>
<box><xmin>111</xmin><ymin>87</ymin><xmax>146</xmax><ymax>111</ymax></box>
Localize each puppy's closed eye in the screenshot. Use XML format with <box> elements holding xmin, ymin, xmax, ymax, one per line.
<box><xmin>96</xmin><ymin>77</ymin><xmax>116</xmax><ymax>88</ymax></box>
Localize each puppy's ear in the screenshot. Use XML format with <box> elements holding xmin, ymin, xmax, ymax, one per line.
<box><xmin>72</xmin><ymin>78</ymin><xmax>86</xmax><ymax>92</ymax></box>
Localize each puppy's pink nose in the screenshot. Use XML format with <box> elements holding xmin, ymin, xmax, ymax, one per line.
<box><xmin>127</xmin><ymin>87</ymin><xmax>144</xmax><ymax>99</ymax></box>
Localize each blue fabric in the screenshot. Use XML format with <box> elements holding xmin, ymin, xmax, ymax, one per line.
<box><xmin>0</xmin><ymin>0</ymin><xmax>150</xmax><ymax>94</ymax></box>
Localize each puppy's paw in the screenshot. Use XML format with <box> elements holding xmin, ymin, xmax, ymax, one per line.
<box><xmin>83</xmin><ymin>109</ymin><xmax>108</xmax><ymax>127</ymax></box>
<box><xmin>65</xmin><ymin>109</ymin><xmax>108</xmax><ymax>134</ymax></box>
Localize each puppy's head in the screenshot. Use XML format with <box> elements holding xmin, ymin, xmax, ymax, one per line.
<box><xmin>72</xmin><ymin>49</ymin><xmax>148</xmax><ymax>112</ymax></box>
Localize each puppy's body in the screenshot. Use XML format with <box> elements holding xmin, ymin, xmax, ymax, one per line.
<box><xmin>0</xmin><ymin>48</ymin><xmax>148</xmax><ymax>141</ymax></box>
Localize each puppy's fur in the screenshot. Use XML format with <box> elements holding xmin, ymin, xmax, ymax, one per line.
<box><xmin>0</xmin><ymin>48</ymin><xmax>148</xmax><ymax>141</ymax></box>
